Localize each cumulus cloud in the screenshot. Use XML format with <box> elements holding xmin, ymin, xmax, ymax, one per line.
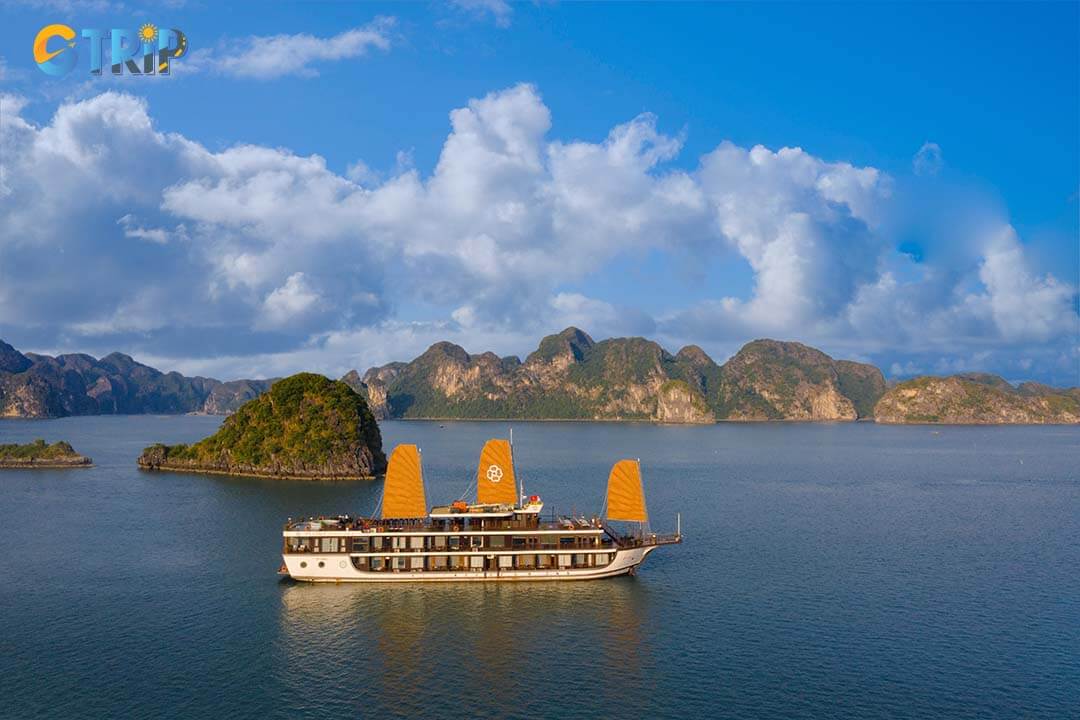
<box><xmin>258</xmin><ymin>272</ymin><xmax>324</xmax><ymax>329</ymax></box>
<box><xmin>0</xmin><ymin>85</ymin><xmax>1074</xmax><ymax>383</ymax></box>
<box><xmin>680</xmin><ymin>141</ymin><xmax>889</xmax><ymax>337</ymax></box>
<box><xmin>978</xmin><ymin>225</ymin><xmax>1075</xmax><ymax>342</ymax></box>
<box><xmin>188</xmin><ymin>18</ymin><xmax>395</xmax><ymax>79</ymax></box>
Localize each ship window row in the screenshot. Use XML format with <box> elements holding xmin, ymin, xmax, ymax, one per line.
<box><xmin>286</xmin><ymin>535</ymin><xmax>611</xmax><ymax>553</ymax></box>
<box><xmin>350</xmin><ymin>553</ymin><xmax>613</xmax><ymax>573</ymax></box>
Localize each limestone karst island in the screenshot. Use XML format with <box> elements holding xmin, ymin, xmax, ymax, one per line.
<box><xmin>4</xmin><ymin>330</ymin><xmax>1078</xmax><ymax>426</ymax></box>
<box><xmin>0</xmin><ymin>440</ymin><xmax>92</xmax><ymax>469</ymax></box>
<box><xmin>137</xmin><ymin>373</ymin><xmax>386</xmax><ymax>480</ymax></box>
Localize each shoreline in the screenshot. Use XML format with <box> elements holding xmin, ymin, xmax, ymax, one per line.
<box><xmin>0</xmin><ymin>459</ymin><xmax>93</xmax><ymax>469</ymax></box>
<box><xmin>137</xmin><ymin>463</ymin><xmax>377</xmax><ymax>482</ymax></box>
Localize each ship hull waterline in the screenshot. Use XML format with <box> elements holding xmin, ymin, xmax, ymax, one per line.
<box><xmin>282</xmin><ymin>545</ymin><xmax>657</xmax><ymax>583</ymax></box>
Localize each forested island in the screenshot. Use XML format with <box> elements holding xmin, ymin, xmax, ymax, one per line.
<box><xmin>0</xmin><ymin>439</ymin><xmax>92</xmax><ymax>468</ymax></box>
<box><xmin>137</xmin><ymin>373</ymin><xmax>386</xmax><ymax>480</ymax></box>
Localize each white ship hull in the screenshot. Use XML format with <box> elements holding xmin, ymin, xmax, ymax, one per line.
<box><xmin>282</xmin><ymin>545</ymin><xmax>657</xmax><ymax>583</ymax></box>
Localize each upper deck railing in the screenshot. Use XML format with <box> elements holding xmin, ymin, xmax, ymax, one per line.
<box><xmin>284</xmin><ymin>512</ymin><xmax>604</xmax><ymax>533</ymax></box>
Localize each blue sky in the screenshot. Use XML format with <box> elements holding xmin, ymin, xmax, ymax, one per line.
<box><xmin>0</xmin><ymin>1</ymin><xmax>1077</xmax><ymax>384</ymax></box>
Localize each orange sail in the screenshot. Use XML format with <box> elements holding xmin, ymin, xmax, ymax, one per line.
<box><xmin>381</xmin><ymin>444</ymin><xmax>427</xmax><ymax>519</ymax></box>
<box><xmin>477</xmin><ymin>439</ymin><xmax>517</xmax><ymax>505</ymax></box>
<box><xmin>605</xmin><ymin>459</ymin><xmax>648</xmax><ymax>522</ymax></box>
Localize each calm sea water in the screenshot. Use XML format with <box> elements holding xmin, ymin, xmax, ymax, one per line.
<box><xmin>0</xmin><ymin>417</ymin><xmax>1077</xmax><ymax>719</ymax></box>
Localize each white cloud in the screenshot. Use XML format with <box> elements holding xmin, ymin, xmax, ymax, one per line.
<box><xmin>450</xmin><ymin>0</ymin><xmax>513</xmax><ymax>27</ymax></box>
<box><xmin>346</xmin><ymin>159</ymin><xmax>379</xmax><ymax>186</ymax></box>
<box><xmin>117</xmin><ymin>214</ymin><xmax>177</xmax><ymax>244</ymax></box>
<box><xmin>666</xmin><ymin>141</ymin><xmax>889</xmax><ymax>338</ymax></box>
<box><xmin>978</xmin><ymin>225</ymin><xmax>1075</xmax><ymax>342</ymax></box>
<box><xmin>258</xmin><ymin>272</ymin><xmax>324</xmax><ymax>329</ymax></box>
<box><xmin>189</xmin><ymin>18</ymin><xmax>395</xmax><ymax>79</ymax></box>
<box><xmin>0</xmin><ymin>85</ymin><xmax>1074</xmax><ymax>383</ymax></box>
<box><xmin>913</xmin><ymin>141</ymin><xmax>943</xmax><ymax>177</ymax></box>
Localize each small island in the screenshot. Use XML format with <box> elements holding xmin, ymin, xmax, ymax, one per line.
<box><xmin>0</xmin><ymin>439</ymin><xmax>92</xmax><ymax>468</ymax></box>
<box><xmin>875</xmin><ymin>374</ymin><xmax>1080</xmax><ymax>424</ymax></box>
<box><xmin>137</xmin><ymin>372</ymin><xmax>387</xmax><ymax>480</ymax></box>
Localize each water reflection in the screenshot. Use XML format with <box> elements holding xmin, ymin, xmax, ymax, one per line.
<box><xmin>276</xmin><ymin>579</ymin><xmax>655</xmax><ymax>716</ymax></box>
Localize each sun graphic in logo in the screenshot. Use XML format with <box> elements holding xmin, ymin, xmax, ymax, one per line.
<box><xmin>139</xmin><ymin>23</ymin><xmax>158</xmax><ymax>44</ymax></box>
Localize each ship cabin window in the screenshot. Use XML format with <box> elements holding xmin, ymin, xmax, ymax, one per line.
<box><xmin>470</xmin><ymin>536</ymin><xmax>484</xmax><ymax>549</ymax></box>
<box><xmin>497</xmin><ymin>555</ymin><xmax>512</xmax><ymax>568</ymax></box>
<box><xmin>538</xmin><ymin>555</ymin><xmax>554</xmax><ymax>568</ymax></box>
<box><xmin>371</xmin><ymin>557</ymin><xmax>385</xmax><ymax>571</ymax></box>
<box><xmin>558</xmin><ymin>555</ymin><xmax>572</xmax><ymax>568</ymax></box>
<box><xmin>409</xmin><ymin>536</ymin><xmax>424</xmax><ymax>550</ymax></box>
<box><xmin>431</xmin><ymin>556</ymin><xmax>447</xmax><ymax>570</ymax></box>
<box><xmin>394</xmin><ymin>557</ymin><xmax>407</xmax><ymax>571</ymax></box>
<box><xmin>511</xmin><ymin>537</ymin><xmax>525</xmax><ymax>549</ymax></box>
<box><xmin>351</xmin><ymin>537</ymin><xmax>369</xmax><ymax>552</ymax></box>
<box><xmin>595</xmin><ymin>553</ymin><xmax>610</xmax><ymax>566</ymax></box>
<box><xmin>392</xmin><ymin>536</ymin><xmax>407</xmax><ymax>550</ymax></box>
<box><xmin>433</xmin><ymin>536</ymin><xmax>446</xmax><ymax>549</ymax></box>
<box><xmin>320</xmin><ymin>537</ymin><xmax>339</xmax><ymax>553</ymax></box>
<box><xmin>559</xmin><ymin>536</ymin><xmax>576</xmax><ymax>547</ymax></box>
<box><xmin>517</xmin><ymin>555</ymin><xmax>535</xmax><ymax>568</ymax></box>
<box><xmin>469</xmin><ymin>556</ymin><xmax>484</xmax><ymax>570</ymax></box>
<box><xmin>409</xmin><ymin>556</ymin><xmax>423</xmax><ymax>570</ymax></box>
<box><xmin>286</xmin><ymin>538</ymin><xmax>306</xmax><ymax>552</ymax></box>
<box><xmin>449</xmin><ymin>537</ymin><xmax>461</xmax><ymax>550</ymax></box>
<box><xmin>451</xmin><ymin>556</ymin><xmax>467</xmax><ymax>570</ymax></box>
<box><xmin>352</xmin><ymin>556</ymin><xmax>367</xmax><ymax>570</ymax></box>
<box><xmin>489</xmin><ymin>536</ymin><xmax>506</xmax><ymax>548</ymax></box>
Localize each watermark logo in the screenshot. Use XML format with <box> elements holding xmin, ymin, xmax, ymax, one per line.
<box><xmin>34</xmin><ymin>23</ymin><xmax>188</xmax><ymax>77</ymax></box>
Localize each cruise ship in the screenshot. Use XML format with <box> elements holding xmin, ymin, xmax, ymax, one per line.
<box><xmin>280</xmin><ymin>439</ymin><xmax>681</xmax><ymax>582</ymax></box>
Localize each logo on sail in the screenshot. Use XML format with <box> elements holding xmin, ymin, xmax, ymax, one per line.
<box><xmin>486</xmin><ymin>464</ymin><xmax>504</xmax><ymax>483</ymax></box>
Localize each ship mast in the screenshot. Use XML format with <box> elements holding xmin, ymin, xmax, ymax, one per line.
<box><xmin>510</xmin><ymin>427</ymin><xmax>524</xmax><ymax>507</ymax></box>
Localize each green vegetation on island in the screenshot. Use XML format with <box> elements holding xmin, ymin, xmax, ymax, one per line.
<box><xmin>874</xmin><ymin>374</ymin><xmax>1080</xmax><ymax>424</ymax></box>
<box><xmin>138</xmin><ymin>373</ymin><xmax>386</xmax><ymax>480</ymax></box>
<box><xmin>0</xmin><ymin>439</ymin><xmax>92</xmax><ymax>468</ymax></box>
<box><xmin>352</xmin><ymin>328</ymin><xmax>885</xmax><ymax>423</ymax></box>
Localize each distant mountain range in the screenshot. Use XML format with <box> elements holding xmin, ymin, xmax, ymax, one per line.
<box><xmin>0</xmin><ymin>339</ymin><xmax>272</xmax><ymax>418</ymax></box>
<box><xmin>344</xmin><ymin>328</ymin><xmax>887</xmax><ymax>423</ymax></box>
<box><xmin>3</xmin><ymin>331</ymin><xmax>1077</xmax><ymax>424</ymax></box>
<box><xmin>345</xmin><ymin>328</ymin><xmax>1079</xmax><ymax>424</ymax></box>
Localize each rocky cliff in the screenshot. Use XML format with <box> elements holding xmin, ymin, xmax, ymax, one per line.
<box><xmin>200</xmin><ymin>379</ymin><xmax>277</xmax><ymax>415</ymax></box>
<box><xmin>351</xmin><ymin>328</ymin><xmax>718</xmax><ymax>422</ymax></box>
<box><xmin>7</xmin><ymin>336</ymin><xmax>1075</xmax><ymax>426</ymax></box>
<box><xmin>874</xmin><ymin>374</ymin><xmax>1080</xmax><ymax>424</ymax></box>
<box><xmin>714</xmin><ymin>340</ymin><xmax>885</xmax><ymax>420</ymax></box>
<box><xmin>137</xmin><ymin>373</ymin><xmax>386</xmax><ymax>480</ymax></box>
<box><xmin>352</xmin><ymin>328</ymin><xmax>884</xmax><ymax>423</ymax></box>
<box><xmin>0</xmin><ymin>339</ymin><xmax>272</xmax><ymax>418</ymax></box>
